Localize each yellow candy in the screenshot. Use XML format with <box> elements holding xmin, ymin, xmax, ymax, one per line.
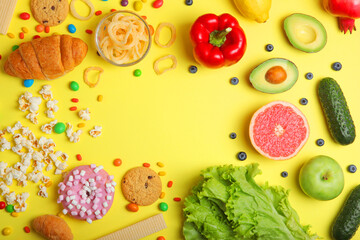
<box><xmin>11</xmin><ymin>212</ymin><xmax>19</xmax><ymax>217</ymax></box>
<box><xmin>57</xmin><ymin>212</ymin><xmax>65</xmax><ymax>218</ymax></box>
<box><xmin>134</xmin><ymin>1</ymin><xmax>143</xmax><ymax>11</ymax></box>
<box><xmin>2</xmin><ymin>227</ymin><xmax>12</xmax><ymax>236</ymax></box>
<box><xmin>97</xmin><ymin>95</ymin><xmax>103</xmax><ymax>102</ymax></box>
<box><xmin>7</xmin><ymin>33</ymin><xmax>15</xmax><ymax>38</ymax></box>
<box><xmin>78</xmin><ymin>123</ymin><xmax>86</xmax><ymax>128</ymax></box>
<box><xmin>45</xmin><ymin>181</ymin><xmax>52</xmax><ymax>188</ymax></box>
<box><xmin>160</xmin><ymin>192</ymin><xmax>165</xmax><ymax>199</ymax></box>
<box><xmin>158</xmin><ymin>171</ymin><xmax>166</xmax><ymax>176</ymax></box>
<box><xmin>157</xmin><ymin>162</ymin><xmax>164</xmax><ymax>168</ymax></box>
<box><xmin>22</xmin><ymin>27</ymin><xmax>29</xmax><ymax>33</ymax></box>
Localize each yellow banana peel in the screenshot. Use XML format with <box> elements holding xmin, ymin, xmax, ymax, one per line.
<box><xmin>234</xmin><ymin>0</ymin><xmax>272</xmax><ymax>23</ymax></box>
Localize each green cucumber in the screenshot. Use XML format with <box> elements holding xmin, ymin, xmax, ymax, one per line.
<box><xmin>332</xmin><ymin>185</ymin><xmax>360</xmax><ymax>240</ymax></box>
<box><xmin>318</xmin><ymin>77</ymin><xmax>355</xmax><ymax>145</ymax></box>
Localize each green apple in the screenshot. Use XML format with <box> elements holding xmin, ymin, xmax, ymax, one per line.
<box><xmin>299</xmin><ymin>155</ymin><xmax>344</xmax><ymax>200</ymax></box>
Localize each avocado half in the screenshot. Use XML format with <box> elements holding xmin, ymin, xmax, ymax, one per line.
<box><xmin>284</xmin><ymin>13</ymin><xmax>327</xmax><ymax>53</ymax></box>
<box><xmin>250</xmin><ymin>58</ymin><xmax>298</xmax><ymax>94</ymax></box>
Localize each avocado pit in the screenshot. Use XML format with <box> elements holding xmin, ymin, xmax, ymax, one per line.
<box><xmin>265</xmin><ymin>66</ymin><xmax>287</xmax><ymax>84</ymax></box>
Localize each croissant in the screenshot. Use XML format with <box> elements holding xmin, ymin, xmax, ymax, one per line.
<box><xmin>4</xmin><ymin>35</ymin><xmax>88</xmax><ymax>80</ymax></box>
<box><xmin>32</xmin><ymin>214</ymin><xmax>73</xmax><ymax>240</ymax></box>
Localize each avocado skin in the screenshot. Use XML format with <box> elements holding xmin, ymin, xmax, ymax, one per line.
<box><xmin>318</xmin><ymin>77</ymin><xmax>355</xmax><ymax>145</ymax></box>
<box><xmin>332</xmin><ymin>185</ymin><xmax>360</xmax><ymax>240</ymax></box>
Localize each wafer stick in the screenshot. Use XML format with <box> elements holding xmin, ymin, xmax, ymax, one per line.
<box><xmin>96</xmin><ymin>213</ymin><xmax>167</xmax><ymax>240</ymax></box>
<box><xmin>0</xmin><ymin>0</ymin><xmax>18</xmax><ymax>35</ymax></box>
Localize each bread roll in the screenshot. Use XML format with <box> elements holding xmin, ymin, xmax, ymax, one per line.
<box><xmin>32</xmin><ymin>214</ymin><xmax>73</xmax><ymax>240</ymax></box>
<box><xmin>4</xmin><ymin>35</ymin><xmax>87</xmax><ymax>80</ymax></box>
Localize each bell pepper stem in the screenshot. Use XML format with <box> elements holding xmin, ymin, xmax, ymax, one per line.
<box><xmin>209</xmin><ymin>27</ymin><xmax>232</xmax><ymax>47</ymax></box>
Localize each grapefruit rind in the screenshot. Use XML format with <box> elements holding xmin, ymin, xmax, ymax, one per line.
<box><xmin>249</xmin><ymin>101</ymin><xmax>309</xmax><ymax>160</ymax></box>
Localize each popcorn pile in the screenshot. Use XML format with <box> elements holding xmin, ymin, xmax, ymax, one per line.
<box><xmin>0</xmin><ymin>121</ymin><xmax>68</xmax><ymax>212</ymax></box>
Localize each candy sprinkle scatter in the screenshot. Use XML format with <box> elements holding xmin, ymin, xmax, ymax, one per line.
<box><xmin>71</xmin><ymin>98</ymin><xmax>79</xmax><ymax>103</ymax></box>
<box><xmin>5</xmin><ymin>204</ymin><xmax>14</xmax><ymax>213</ymax></box>
<box><xmin>95</xmin><ymin>11</ymin><xmax>102</xmax><ymax>16</ymax></box>
<box><xmin>134</xmin><ymin>1</ymin><xmax>143</xmax><ymax>11</ymax></box>
<box><xmin>70</xmin><ymin>81</ymin><xmax>80</xmax><ymax>91</ymax></box>
<box><xmin>121</xmin><ymin>0</ymin><xmax>129</xmax><ymax>6</ymax></box>
<box><xmin>68</xmin><ymin>24</ymin><xmax>77</xmax><ymax>34</ymax></box>
<box><xmin>174</xmin><ymin>197</ymin><xmax>181</xmax><ymax>202</ymax></box>
<box><xmin>143</xmin><ymin>163</ymin><xmax>150</xmax><ymax>167</ymax></box>
<box><xmin>24</xmin><ymin>226</ymin><xmax>30</xmax><ymax>233</ymax></box>
<box><xmin>230</xmin><ymin>132</ymin><xmax>237</xmax><ymax>139</ymax></box>
<box><xmin>230</xmin><ymin>77</ymin><xmax>239</xmax><ymax>85</ymax></box>
<box><xmin>2</xmin><ymin>227</ymin><xmax>12</xmax><ymax>236</ymax></box>
<box><xmin>113</xmin><ymin>159</ymin><xmax>122</xmax><ymax>166</ymax></box>
<box><xmin>0</xmin><ymin>201</ymin><xmax>5</xmax><ymax>209</ymax></box>
<box><xmin>54</xmin><ymin>122</ymin><xmax>66</xmax><ymax>134</ymax></box>
<box><xmin>153</xmin><ymin>0</ymin><xmax>163</xmax><ymax>8</ymax></box>
<box><xmin>69</xmin><ymin>106</ymin><xmax>77</xmax><ymax>111</ymax></box>
<box><xmin>316</xmin><ymin>138</ymin><xmax>325</xmax><ymax>146</ymax></box>
<box><xmin>35</xmin><ymin>25</ymin><xmax>44</xmax><ymax>32</ymax></box>
<box><xmin>159</xmin><ymin>202</ymin><xmax>168</xmax><ymax>211</ymax></box>
<box><xmin>12</xmin><ymin>45</ymin><xmax>19</xmax><ymax>51</ymax></box>
<box><xmin>237</xmin><ymin>152</ymin><xmax>247</xmax><ymax>161</ymax></box>
<box><xmin>23</xmin><ymin>79</ymin><xmax>34</xmax><ymax>88</ymax></box>
<box><xmin>281</xmin><ymin>171</ymin><xmax>288</xmax><ymax>178</ymax></box>
<box><xmin>160</xmin><ymin>192</ymin><xmax>165</xmax><ymax>199</ymax></box>
<box><xmin>20</xmin><ymin>12</ymin><xmax>30</xmax><ymax>20</ymax></box>
<box><xmin>348</xmin><ymin>164</ymin><xmax>357</xmax><ymax>173</ymax></box>
<box><xmin>185</xmin><ymin>0</ymin><xmax>193</xmax><ymax>5</ymax></box>
<box><xmin>158</xmin><ymin>171</ymin><xmax>166</xmax><ymax>176</ymax></box>
<box><xmin>134</xmin><ymin>69</ymin><xmax>142</xmax><ymax>77</ymax></box>
<box><xmin>167</xmin><ymin>181</ymin><xmax>173</xmax><ymax>188</ymax></box>
<box><xmin>126</xmin><ymin>203</ymin><xmax>139</xmax><ymax>212</ymax></box>
<box><xmin>76</xmin><ymin>154</ymin><xmax>82</xmax><ymax>161</ymax></box>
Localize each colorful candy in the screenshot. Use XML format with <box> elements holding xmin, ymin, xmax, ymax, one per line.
<box><xmin>20</xmin><ymin>12</ymin><xmax>31</xmax><ymax>20</ymax></box>
<box><xmin>173</xmin><ymin>197</ymin><xmax>181</xmax><ymax>202</ymax></box>
<box><xmin>35</xmin><ymin>25</ymin><xmax>44</xmax><ymax>32</ymax></box>
<box><xmin>2</xmin><ymin>227</ymin><xmax>12</xmax><ymax>236</ymax></box>
<box><xmin>7</xmin><ymin>33</ymin><xmax>15</xmax><ymax>38</ymax></box>
<box><xmin>157</xmin><ymin>162</ymin><xmax>164</xmax><ymax>167</ymax></box>
<box><xmin>76</xmin><ymin>154</ymin><xmax>82</xmax><ymax>161</ymax></box>
<box><xmin>143</xmin><ymin>163</ymin><xmax>150</xmax><ymax>167</ymax></box>
<box><xmin>45</xmin><ymin>26</ymin><xmax>50</xmax><ymax>33</ymax></box>
<box><xmin>22</xmin><ymin>27</ymin><xmax>29</xmax><ymax>33</ymax></box>
<box><xmin>69</xmin><ymin>106</ymin><xmax>77</xmax><ymax>111</ymax></box>
<box><xmin>158</xmin><ymin>171</ymin><xmax>166</xmax><ymax>176</ymax></box>
<box><xmin>167</xmin><ymin>181</ymin><xmax>173</xmax><ymax>188</ymax></box>
<box><xmin>24</xmin><ymin>226</ymin><xmax>30</xmax><ymax>233</ymax></box>
<box><xmin>71</xmin><ymin>98</ymin><xmax>79</xmax><ymax>103</ymax></box>
<box><xmin>160</xmin><ymin>192</ymin><xmax>165</xmax><ymax>199</ymax></box>
<box><xmin>68</xmin><ymin>24</ymin><xmax>77</xmax><ymax>34</ymax></box>
<box><xmin>54</xmin><ymin>122</ymin><xmax>66</xmax><ymax>134</ymax></box>
<box><xmin>121</xmin><ymin>0</ymin><xmax>129</xmax><ymax>6</ymax></box>
<box><xmin>134</xmin><ymin>69</ymin><xmax>142</xmax><ymax>77</ymax></box>
<box><xmin>95</xmin><ymin>11</ymin><xmax>102</xmax><ymax>16</ymax></box>
<box><xmin>110</xmin><ymin>9</ymin><xmax>117</xmax><ymax>12</ymax></box>
<box><xmin>5</xmin><ymin>204</ymin><xmax>14</xmax><ymax>213</ymax></box>
<box><xmin>159</xmin><ymin>202</ymin><xmax>168</xmax><ymax>211</ymax></box>
<box><xmin>19</xmin><ymin>32</ymin><xmax>24</xmax><ymax>39</ymax></box>
<box><xmin>97</xmin><ymin>95</ymin><xmax>103</xmax><ymax>102</ymax></box>
<box><xmin>70</xmin><ymin>81</ymin><xmax>79</xmax><ymax>91</ymax></box>
<box><xmin>126</xmin><ymin>203</ymin><xmax>139</xmax><ymax>212</ymax></box>
<box><xmin>86</xmin><ymin>29</ymin><xmax>93</xmax><ymax>34</ymax></box>
<box><xmin>113</xmin><ymin>159</ymin><xmax>122</xmax><ymax>166</ymax></box>
<box><xmin>0</xmin><ymin>201</ymin><xmax>5</xmax><ymax>209</ymax></box>
<box><xmin>77</xmin><ymin>123</ymin><xmax>85</xmax><ymax>128</ymax></box>
<box><xmin>11</xmin><ymin>212</ymin><xmax>20</xmax><ymax>217</ymax></box>
<box><xmin>157</xmin><ymin>237</ymin><xmax>166</xmax><ymax>240</ymax></box>
<box><xmin>134</xmin><ymin>1</ymin><xmax>143</xmax><ymax>11</ymax></box>
<box><xmin>33</xmin><ymin>35</ymin><xmax>41</xmax><ymax>39</ymax></box>
<box><xmin>12</xmin><ymin>45</ymin><xmax>19</xmax><ymax>51</ymax></box>
<box><xmin>23</xmin><ymin>79</ymin><xmax>34</xmax><ymax>88</ymax></box>
<box><xmin>153</xmin><ymin>0</ymin><xmax>163</xmax><ymax>8</ymax></box>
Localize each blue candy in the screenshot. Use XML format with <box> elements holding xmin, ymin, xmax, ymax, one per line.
<box><xmin>23</xmin><ymin>79</ymin><xmax>34</xmax><ymax>88</ymax></box>
<box><xmin>68</xmin><ymin>24</ymin><xmax>77</xmax><ymax>34</ymax></box>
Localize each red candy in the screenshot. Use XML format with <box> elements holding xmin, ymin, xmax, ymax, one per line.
<box><xmin>113</xmin><ymin>159</ymin><xmax>122</xmax><ymax>166</ymax></box>
<box><xmin>71</xmin><ymin>98</ymin><xmax>79</xmax><ymax>103</ymax></box>
<box><xmin>69</xmin><ymin>106</ymin><xmax>77</xmax><ymax>111</ymax></box>
<box><xmin>33</xmin><ymin>35</ymin><xmax>41</xmax><ymax>39</ymax></box>
<box><xmin>143</xmin><ymin>163</ymin><xmax>150</xmax><ymax>167</ymax></box>
<box><xmin>24</xmin><ymin>226</ymin><xmax>30</xmax><ymax>233</ymax></box>
<box><xmin>85</xmin><ymin>29</ymin><xmax>93</xmax><ymax>34</ymax></box>
<box><xmin>167</xmin><ymin>181</ymin><xmax>173</xmax><ymax>188</ymax></box>
<box><xmin>19</xmin><ymin>32</ymin><xmax>24</xmax><ymax>39</ymax></box>
<box><xmin>45</xmin><ymin>26</ymin><xmax>50</xmax><ymax>33</ymax></box>
<box><xmin>95</xmin><ymin>10</ymin><xmax>102</xmax><ymax>16</ymax></box>
<box><xmin>153</xmin><ymin>0</ymin><xmax>163</xmax><ymax>8</ymax></box>
<box><xmin>110</xmin><ymin>9</ymin><xmax>117</xmax><ymax>12</ymax></box>
<box><xmin>157</xmin><ymin>237</ymin><xmax>166</xmax><ymax>240</ymax></box>
<box><xmin>20</xmin><ymin>12</ymin><xmax>30</xmax><ymax>20</ymax></box>
<box><xmin>0</xmin><ymin>201</ymin><xmax>5</xmax><ymax>209</ymax></box>
<box><xmin>76</xmin><ymin>154</ymin><xmax>82</xmax><ymax>161</ymax></box>
<box><xmin>174</xmin><ymin>197</ymin><xmax>181</xmax><ymax>202</ymax></box>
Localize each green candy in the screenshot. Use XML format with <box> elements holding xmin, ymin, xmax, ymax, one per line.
<box><xmin>54</xmin><ymin>122</ymin><xmax>66</xmax><ymax>134</ymax></box>
<box><xmin>134</xmin><ymin>69</ymin><xmax>142</xmax><ymax>77</ymax></box>
<box><xmin>70</xmin><ymin>81</ymin><xmax>79</xmax><ymax>91</ymax></box>
<box><xmin>12</xmin><ymin>45</ymin><xmax>19</xmax><ymax>51</ymax></box>
<box><xmin>5</xmin><ymin>204</ymin><xmax>14</xmax><ymax>213</ymax></box>
<box><xmin>159</xmin><ymin>202</ymin><xmax>168</xmax><ymax>211</ymax></box>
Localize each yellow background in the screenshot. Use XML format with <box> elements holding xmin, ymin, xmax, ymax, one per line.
<box><xmin>1</xmin><ymin>0</ymin><xmax>360</xmax><ymax>239</ymax></box>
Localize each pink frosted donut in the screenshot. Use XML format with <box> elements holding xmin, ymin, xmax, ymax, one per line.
<box><xmin>57</xmin><ymin>164</ymin><xmax>115</xmax><ymax>224</ymax></box>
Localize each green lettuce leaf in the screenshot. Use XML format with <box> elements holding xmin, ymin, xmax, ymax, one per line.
<box><xmin>183</xmin><ymin>163</ymin><xmax>319</xmax><ymax>240</ymax></box>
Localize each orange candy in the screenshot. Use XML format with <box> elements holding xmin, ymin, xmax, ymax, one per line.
<box><xmin>45</xmin><ymin>26</ymin><xmax>50</xmax><ymax>33</ymax></box>
<box><xmin>157</xmin><ymin>237</ymin><xmax>166</xmax><ymax>240</ymax></box>
<box><xmin>126</xmin><ymin>203</ymin><xmax>139</xmax><ymax>212</ymax></box>
<box><xmin>35</xmin><ymin>25</ymin><xmax>44</xmax><ymax>33</ymax></box>
<box><xmin>113</xmin><ymin>158</ymin><xmax>122</xmax><ymax>166</ymax></box>
<box><xmin>19</xmin><ymin>32</ymin><xmax>24</xmax><ymax>39</ymax></box>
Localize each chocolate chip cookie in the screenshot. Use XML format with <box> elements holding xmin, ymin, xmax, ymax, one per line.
<box><xmin>121</xmin><ymin>167</ymin><xmax>162</xmax><ymax>206</ymax></box>
<box><xmin>31</xmin><ymin>0</ymin><xmax>69</xmax><ymax>26</ymax></box>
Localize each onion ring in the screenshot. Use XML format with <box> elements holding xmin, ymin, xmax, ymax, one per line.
<box><xmin>84</xmin><ymin>67</ymin><xmax>104</xmax><ymax>88</ymax></box>
<box><xmin>153</xmin><ymin>55</ymin><xmax>177</xmax><ymax>75</ymax></box>
<box><xmin>70</xmin><ymin>0</ymin><xmax>95</xmax><ymax>21</ymax></box>
<box><xmin>154</xmin><ymin>22</ymin><xmax>176</xmax><ymax>48</ymax></box>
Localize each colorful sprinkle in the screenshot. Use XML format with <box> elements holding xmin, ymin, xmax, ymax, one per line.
<box><xmin>86</xmin><ymin>29</ymin><xmax>93</xmax><ymax>34</ymax></box>
<box><xmin>19</xmin><ymin>32</ymin><xmax>24</xmax><ymax>39</ymax></box>
<box><xmin>22</xmin><ymin>27</ymin><xmax>28</xmax><ymax>33</ymax></box>
<box><xmin>45</xmin><ymin>181</ymin><xmax>53</xmax><ymax>188</ymax></box>
<box><xmin>23</xmin><ymin>79</ymin><xmax>34</xmax><ymax>88</ymax></box>
<box><xmin>143</xmin><ymin>163</ymin><xmax>150</xmax><ymax>167</ymax></box>
<box><xmin>68</xmin><ymin>24</ymin><xmax>77</xmax><ymax>34</ymax></box>
<box><xmin>126</xmin><ymin>203</ymin><xmax>139</xmax><ymax>212</ymax></box>
<box><xmin>69</xmin><ymin>106</ymin><xmax>77</xmax><ymax>111</ymax></box>
<box><xmin>5</xmin><ymin>204</ymin><xmax>14</xmax><ymax>213</ymax></box>
<box><xmin>35</xmin><ymin>25</ymin><xmax>44</xmax><ymax>32</ymax></box>
<box><xmin>11</xmin><ymin>212</ymin><xmax>19</xmax><ymax>217</ymax></box>
<box><xmin>0</xmin><ymin>201</ymin><xmax>5</xmax><ymax>209</ymax></box>
<box><xmin>134</xmin><ymin>1</ymin><xmax>143</xmax><ymax>11</ymax></box>
<box><xmin>97</xmin><ymin>95</ymin><xmax>103</xmax><ymax>102</ymax></box>
<box><xmin>2</xmin><ymin>227</ymin><xmax>12</xmax><ymax>236</ymax></box>
<box><xmin>19</xmin><ymin>12</ymin><xmax>30</xmax><ymax>20</ymax></box>
<box><xmin>173</xmin><ymin>197</ymin><xmax>181</xmax><ymax>202</ymax></box>
<box><xmin>160</xmin><ymin>192</ymin><xmax>165</xmax><ymax>199</ymax></box>
<box><xmin>45</xmin><ymin>26</ymin><xmax>50</xmax><ymax>33</ymax></box>
<box><xmin>76</xmin><ymin>154</ymin><xmax>82</xmax><ymax>161</ymax></box>
<box><xmin>54</xmin><ymin>122</ymin><xmax>66</xmax><ymax>134</ymax></box>
<box><xmin>158</xmin><ymin>171</ymin><xmax>166</xmax><ymax>176</ymax></box>
<box><xmin>113</xmin><ymin>159</ymin><xmax>122</xmax><ymax>166</ymax></box>
<box><xmin>24</xmin><ymin>226</ymin><xmax>30</xmax><ymax>233</ymax></box>
<box><xmin>7</xmin><ymin>33</ymin><xmax>15</xmax><ymax>38</ymax></box>
<box><xmin>95</xmin><ymin>10</ymin><xmax>102</xmax><ymax>16</ymax></box>
<box><xmin>12</xmin><ymin>45</ymin><xmax>19</xmax><ymax>51</ymax></box>
<box><xmin>71</xmin><ymin>98</ymin><xmax>79</xmax><ymax>103</ymax></box>
<box><xmin>157</xmin><ymin>162</ymin><xmax>164</xmax><ymax>168</ymax></box>
<box><xmin>159</xmin><ymin>202</ymin><xmax>168</xmax><ymax>211</ymax></box>
<box><xmin>33</xmin><ymin>35</ymin><xmax>41</xmax><ymax>39</ymax></box>
<box><xmin>153</xmin><ymin>0</ymin><xmax>163</xmax><ymax>8</ymax></box>
<box><xmin>110</xmin><ymin>9</ymin><xmax>117</xmax><ymax>12</ymax></box>
<box><xmin>167</xmin><ymin>181</ymin><xmax>173</xmax><ymax>188</ymax></box>
<box><xmin>70</xmin><ymin>81</ymin><xmax>79</xmax><ymax>91</ymax></box>
<box><xmin>134</xmin><ymin>69</ymin><xmax>142</xmax><ymax>77</ymax></box>
<box><xmin>77</xmin><ymin>123</ymin><xmax>85</xmax><ymax>128</ymax></box>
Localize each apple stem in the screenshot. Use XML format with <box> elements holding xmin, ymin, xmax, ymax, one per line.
<box><xmin>323</xmin><ymin>176</ymin><xmax>328</xmax><ymax>180</ymax></box>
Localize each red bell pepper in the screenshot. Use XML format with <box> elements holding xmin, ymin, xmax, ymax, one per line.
<box><xmin>323</xmin><ymin>0</ymin><xmax>360</xmax><ymax>34</ymax></box>
<box><xmin>190</xmin><ymin>13</ymin><xmax>247</xmax><ymax>68</ymax></box>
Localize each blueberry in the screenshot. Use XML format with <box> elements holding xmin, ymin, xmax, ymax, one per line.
<box><xmin>300</xmin><ymin>98</ymin><xmax>308</xmax><ymax>105</ymax></box>
<box><xmin>189</xmin><ymin>65</ymin><xmax>197</xmax><ymax>73</ymax></box>
<box><xmin>230</xmin><ymin>77</ymin><xmax>239</xmax><ymax>85</ymax></box>
<box><xmin>265</xmin><ymin>44</ymin><xmax>274</xmax><ymax>52</ymax></box>
<box><xmin>316</xmin><ymin>138</ymin><xmax>325</xmax><ymax>146</ymax></box>
<box><xmin>185</xmin><ymin>0</ymin><xmax>193</xmax><ymax>5</ymax></box>
<box><xmin>230</xmin><ymin>132</ymin><xmax>237</xmax><ymax>139</ymax></box>
<box><xmin>348</xmin><ymin>165</ymin><xmax>357</xmax><ymax>173</ymax></box>
<box><xmin>281</xmin><ymin>171</ymin><xmax>288</xmax><ymax>178</ymax></box>
<box><xmin>237</xmin><ymin>152</ymin><xmax>247</xmax><ymax>161</ymax></box>
<box><xmin>332</xmin><ymin>62</ymin><xmax>342</xmax><ymax>71</ymax></box>
<box><xmin>305</xmin><ymin>72</ymin><xmax>313</xmax><ymax>80</ymax></box>
<box><xmin>23</xmin><ymin>79</ymin><xmax>34</xmax><ymax>88</ymax></box>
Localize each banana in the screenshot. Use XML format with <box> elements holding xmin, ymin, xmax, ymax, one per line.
<box><xmin>234</xmin><ymin>0</ymin><xmax>272</xmax><ymax>23</ymax></box>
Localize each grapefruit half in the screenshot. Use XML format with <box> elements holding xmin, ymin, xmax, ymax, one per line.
<box><xmin>249</xmin><ymin>101</ymin><xmax>309</xmax><ymax>160</ymax></box>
